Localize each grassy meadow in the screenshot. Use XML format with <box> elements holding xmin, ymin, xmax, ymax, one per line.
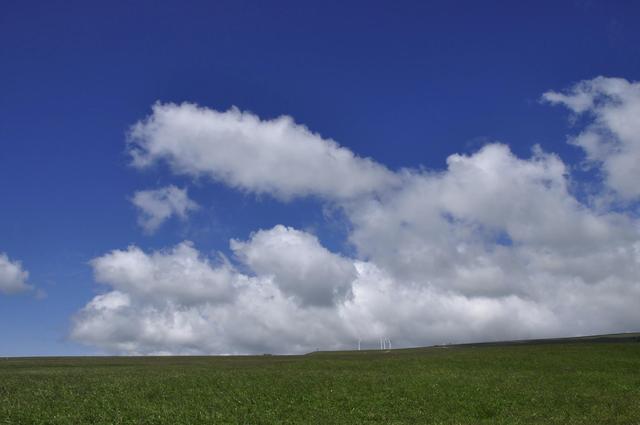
<box><xmin>1</xmin><ymin>337</ymin><xmax>639</xmax><ymax>424</ymax></box>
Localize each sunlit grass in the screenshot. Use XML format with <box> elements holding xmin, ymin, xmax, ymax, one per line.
<box><xmin>1</xmin><ymin>341</ymin><xmax>639</xmax><ymax>424</ymax></box>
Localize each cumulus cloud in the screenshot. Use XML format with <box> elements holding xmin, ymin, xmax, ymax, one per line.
<box><xmin>72</xmin><ymin>77</ymin><xmax>640</xmax><ymax>354</ymax></box>
<box><xmin>73</xmin><ymin>229</ymin><xmax>355</xmax><ymax>354</ymax></box>
<box><xmin>231</xmin><ymin>225</ymin><xmax>356</xmax><ymax>306</ymax></box>
<box><xmin>73</xmin><ymin>227</ymin><xmax>640</xmax><ymax>355</ymax></box>
<box><xmin>131</xmin><ymin>185</ymin><xmax>198</xmax><ymax>233</ymax></box>
<box><xmin>543</xmin><ymin>77</ymin><xmax>640</xmax><ymax>200</ymax></box>
<box><xmin>346</xmin><ymin>143</ymin><xmax>635</xmax><ymax>289</ymax></box>
<box><xmin>127</xmin><ymin>103</ymin><xmax>399</xmax><ymax>200</ymax></box>
<box><xmin>90</xmin><ymin>242</ymin><xmax>237</xmax><ymax>305</ymax></box>
<box><xmin>0</xmin><ymin>253</ymin><xmax>32</xmax><ymax>294</ymax></box>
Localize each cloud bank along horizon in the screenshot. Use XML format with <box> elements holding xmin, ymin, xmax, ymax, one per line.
<box><xmin>67</xmin><ymin>76</ymin><xmax>640</xmax><ymax>354</ymax></box>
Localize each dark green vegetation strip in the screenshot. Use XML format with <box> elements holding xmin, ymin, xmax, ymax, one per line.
<box><xmin>1</xmin><ymin>343</ymin><xmax>639</xmax><ymax>424</ymax></box>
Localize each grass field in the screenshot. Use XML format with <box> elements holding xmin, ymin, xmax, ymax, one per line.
<box><xmin>1</xmin><ymin>336</ymin><xmax>639</xmax><ymax>424</ymax></box>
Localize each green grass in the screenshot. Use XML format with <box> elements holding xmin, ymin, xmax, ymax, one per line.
<box><xmin>1</xmin><ymin>341</ymin><xmax>639</xmax><ymax>424</ymax></box>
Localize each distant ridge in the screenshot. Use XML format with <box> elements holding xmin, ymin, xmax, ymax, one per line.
<box><xmin>308</xmin><ymin>332</ymin><xmax>640</xmax><ymax>355</ymax></box>
<box><xmin>446</xmin><ymin>332</ymin><xmax>640</xmax><ymax>348</ymax></box>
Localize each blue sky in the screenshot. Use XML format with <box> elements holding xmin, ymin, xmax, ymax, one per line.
<box><xmin>1</xmin><ymin>0</ymin><xmax>639</xmax><ymax>356</ymax></box>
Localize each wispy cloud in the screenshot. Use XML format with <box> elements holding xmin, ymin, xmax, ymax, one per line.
<box><xmin>131</xmin><ymin>185</ymin><xmax>199</xmax><ymax>233</ymax></box>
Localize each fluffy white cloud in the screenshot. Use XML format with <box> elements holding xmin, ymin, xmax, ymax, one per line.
<box><xmin>131</xmin><ymin>185</ymin><xmax>198</xmax><ymax>233</ymax></box>
<box><xmin>127</xmin><ymin>103</ymin><xmax>399</xmax><ymax>200</ymax></box>
<box><xmin>0</xmin><ymin>253</ymin><xmax>32</xmax><ymax>294</ymax></box>
<box><xmin>346</xmin><ymin>143</ymin><xmax>635</xmax><ymax>290</ymax></box>
<box><xmin>73</xmin><ymin>230</ymin><xmax>640</xmax><ymax>354</ymax></box>
<box><xmin>73</xmin><ymin>229</ymin><xmax>356</xmax><ymax>354</ymax></box>
<box><xmin>543</xmin><ymin>77</ymin><xmax>640</xmax><ymax>200</ymax></box>
<box><xmin>90</xmin><ymin>242</ymin><xmax>238</xmax><ymax>305</ymax></box>
<box><xmin>231</xmin><ymin>225</ymin><xmax>356</xmax><ymax>306</ymax></box>
<box><xmin>72</xmin><ymin>77</ymin><xmax>640</xmax><ymax>354</ymax></box>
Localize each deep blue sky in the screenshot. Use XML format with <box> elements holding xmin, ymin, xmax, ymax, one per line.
<box><xmin>1</xmin><ymin>0</ymin><xmax>639</xmax><ymax>355</ymax></box>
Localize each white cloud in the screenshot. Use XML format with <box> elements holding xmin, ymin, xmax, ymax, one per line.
<box><xmin>131</xmin><ymin>185</ymin><xmax>198</xmax><ymax>233</ymax></box>
<box><xmin>231</xmin><ymin>225</ymin><xmax>356</xmax><ymax>306</ymax></box>
<box><xmin>543</xmin><ymin>76</ymin><xmax>640</xmax><ymax>200</ymax></box>
<box><xmin>73</xmin><ymin>231</ymin><xmax>640</xmax><ymax>355</ymax></box>
<box><xmin>346</xmin><ymin>143</ymin><xmax>635</xmax><ymax>290</ymax></box>
<box><xmin>72</xmin><ymin>77</ymin><xmax>640</xmax><ymax>354</ymax></box>
<box><xmin>0</xmin><ymin>253</ymin><xmax>32</xmax><ymax>294</ymax></box>
<box><xmin>127</xmin><ymin>103</ymin><xmax>399</xmax><ymax>201</ymax></box>
<box><xmin>90</xmin><ymin>242</ymin><xmax>237</xmax><ymax>305</ymax></box>
<box><xmin>73</xmin><ymin>232</ymin><xmax>355</xmax><ymax>354</ymax></box>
